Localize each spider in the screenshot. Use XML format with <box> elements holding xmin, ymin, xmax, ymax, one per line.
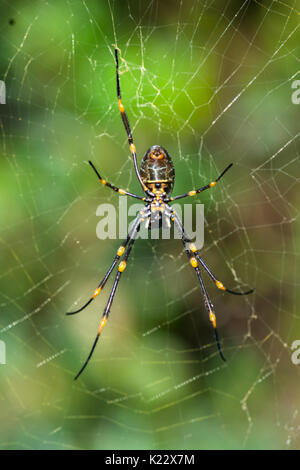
<box><xmin>67</xmin><ymin>48</ymin><xmax>254</xmax><ymax>380</ymax></box>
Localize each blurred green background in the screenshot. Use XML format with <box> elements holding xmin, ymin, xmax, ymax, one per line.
<box><xmin>0</xmin><ymin>0</ymin><xmax>299</xmax><ymax>450</ymax></box>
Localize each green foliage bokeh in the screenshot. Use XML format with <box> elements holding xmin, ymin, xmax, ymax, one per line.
<box><xmin>0</xmin><ymin>0</ymin><xmax>299</xmax><ymax>450</ymax></box>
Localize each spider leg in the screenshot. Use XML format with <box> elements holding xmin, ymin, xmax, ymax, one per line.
<box><xmin>167</xmin><ymin>163</ymin><xmax>233</xmax><ymax>202</ymax></box>
<box><xmin>66</xmin><ymin>212</ymin><xmax>146</xmax><ymax>315</ymax></box>
<box><xmin>89</xmin><ymin>161</ymin><xmax>145</xmax><ymax>201</ymax></box>
<box><xmin>193</xmin><ymin>252</ymin><xmax>254</xmax><ymax>296</ymax></box>
<box><xmin>170</xmin><ymin>209</ymin><xmax>253</xmax><ymax>296</ymax></box>
<box><xmin>195</xmin><ymin>267</ymin><xmax>226</xmax><ymax>362</ymax></box>
<box><xmin>168</xmin><ymin>209</ymin><xmax>227</xmax><ymax>361</ymax></box>
<box><xmin>74</xmin><ymin>230</ymin><xmax>139</xmax><ymax>380</ymax></box>
<box><xmin>114</xmin><ymin>48</ymin><xmax>152</xmax><ymax>196</ymax></box>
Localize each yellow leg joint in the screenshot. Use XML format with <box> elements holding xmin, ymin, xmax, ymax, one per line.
<box><xmin>209</xmin><ymin>311</ymin><xmax>216</xmax><ymax>328</ymax></box>
<box><xmin>189</xmin><ymin>243</ymin><xmax>197</xmax><ymax>253</ymax></box>
<box><xmin>117</xmin><ymin>246</ymin><xmax>125</xmax><ymax>257</ymax></box>
<box><xmin>118</xmin><ymin>188</ymin><xmax>126</xmax><ymax>195</ymax></box>
<box><xmin>188</xmin><ymin>190</ymin><xmax>196</xmax><ymax>196</ymax></box>
<box><xmin>100</xmin><ymin>179</ymin><xmax>107</xmax><ymax>185</ymax></box>
<box><xmin>92</xmin><ymin>286</ymin><xmax>102</xmax><ymax>299</ymax></box>
<box><xmin>118</xmin><ymin>99</ymin><xmax>124</xmax><ymax>113</ymax></box>
<box><xmin>118</xmin><ymin>261</ymin><xmax>127</xmax><ymax>272</ymax></box>
<box><xmin>209</xmin><ymin>181</ymin><xmax>217</xmax><ymax>187</ymax></box>
<box><xmin>216</xmin><ymin>280</ymin><xmax>226</xmax><ymax>291</ymax></box>
<box><xmin>98</xmin><ymin>316</ymin><xmax>107</xmax><ymax>334</ymax></box>
<box><xmin>190</xmin><ymin>257</ymin><xmax>198</xmax><ymax>268</ymax></box>
<box><xmin>130</xmin><ymin>143</ymin><xmax>136</xmax><ymax>154</ymax></box>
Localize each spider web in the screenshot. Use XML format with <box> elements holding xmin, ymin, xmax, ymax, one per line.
<box><xmin>0</xmin><ymin>0</ymin><xmax>299</xmax><ymax>450</ymax></box>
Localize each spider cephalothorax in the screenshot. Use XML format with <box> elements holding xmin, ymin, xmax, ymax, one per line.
<box><xmin>67</xmin><ymin>48</ymin><xmax>254</xmax><ymax>380</ymax></box>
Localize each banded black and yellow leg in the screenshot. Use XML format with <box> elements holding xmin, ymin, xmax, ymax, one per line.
<box><xmin>195</xmin><ymin>265</ymin><xmax>226</xmax><ymax>362</ymax></box>
<box><xmin>74</xmin><ymin>234</ymin><xmax>137</xmax><ymax>380</ymax></box>
<box><xmin>167</xmin><ymin>163</ymin><xmax>233</xmax><ymax>202</ymax></box>
<box><xmin>89</xmin><ymin>161</ymin><xmax>145</xmax><ymax>201</ymax></box>
<box><xmin>170</xmin><ymin>211</ymin><xmax>254</xmax><ymax>296</ymax></box>
<box><xmin>167</xmin><ymin>211</ymin><xmax>226</xmax><ymax>360</ymax></box>
<box><xmin>114</xmin><ymin>48</ymin><xmax>152</xmax><ymax>196</ymax></box>
<box><xmin>188</xmin><ymin>243</ymin><xmax>254</xmax><ymax>296</ymax></box>
<box><xmin>66</xmin><ymin>215</ymin><xmax>144</xmax><ymax>315</ymax></box>
<box><xmin>181</xmin><ymin>246</ymin><xmax>226</xmax><ymax>361</ymax></box>
<box><xmin>167</xmin><ymin>210</ymin><xmax>230</xmax><ymax>361</ymax></box>
<box><xmin>66</xmin><ymin>245</ymin><xmax>125</xmax><ymax>316</ymax></box>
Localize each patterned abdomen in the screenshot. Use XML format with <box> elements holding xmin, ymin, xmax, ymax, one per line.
<box><xmin>140</xmin><ymin>145</ymin><xmax>175</xmax><ymax>195</ymax></box>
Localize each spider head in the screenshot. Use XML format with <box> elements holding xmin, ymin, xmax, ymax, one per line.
<box><xmin>140</xmin><ymin>145</ymin><xmax>175</xmax><ymax>196</ymax></box>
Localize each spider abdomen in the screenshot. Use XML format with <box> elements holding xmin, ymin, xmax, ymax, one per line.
<box><xmin>140</xmin><ymin>145</ymin><xmax>175</xmax><ymax>195</ymax></box>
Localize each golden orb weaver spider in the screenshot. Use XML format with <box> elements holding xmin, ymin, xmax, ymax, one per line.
<box><xmin>67</xmin><ymin>48</ymin><xmax>254</xmax><ymax>380</ymax></box>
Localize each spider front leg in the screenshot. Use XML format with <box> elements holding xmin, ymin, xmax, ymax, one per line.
<box><xmin>114</xmin><ymin>48</ymin><xmax>152</xmax><ymax>197</ymax></box>
<box><xmin>167</xmin><ymin>163</ymin><xmax>233</xmax><ymax>202</ymax></box>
